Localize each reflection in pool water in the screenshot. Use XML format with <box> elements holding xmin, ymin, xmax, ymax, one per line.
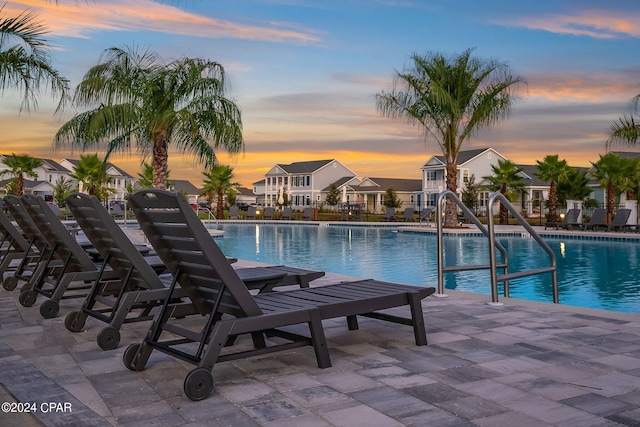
<box><xmin>215</xmin><ymin>224</ymin><xmax>640</xmax><ymax>314</ymax></box>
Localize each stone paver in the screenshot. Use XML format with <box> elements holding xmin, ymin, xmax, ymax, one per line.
<box><xmin>1</xmin><ymin>264</ymin><xmax>639</xmax><ymax>426</ymax></box>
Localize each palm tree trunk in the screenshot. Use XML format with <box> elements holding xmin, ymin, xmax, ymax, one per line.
<box><xmin>547</xmin><ymin>181</ymin><xmax>557</xmax><ymax>223</ymax></box>
<box><xmin>216</xmin><ymin>191</ymin><xmax>224</xmax><ymax>219</ymax></box>
<box><xmin>607</xmin><ymin>183</ymin><xmax>616</xmax><ymax>223</ymax></box>
<box><xmin>153</xmin><ymin>138</ymin><xmax>169</xmax><ymax>190</ymax></box>
<box><xmin>445</xmin><ymin>161</ymin><xmax>458</xmax><ymax>227</ymax></box>
<box><xmin>16</xmin><ymin>175</ymin><xmax>24</xmax><ymax>196</ymax></box>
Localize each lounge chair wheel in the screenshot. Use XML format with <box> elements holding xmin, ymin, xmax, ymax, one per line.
<box><xmin>184</xmin><ymin>368</ymin><xmax>214</xmax><ymax>401</ymax></box>
<box><xmin>65</xmin><ymin>311</ymin><xmax>85</xmax><ymax>332</ymax></box>
<box><xmin>18</xmin><ymin>290</ymin><xmax>37</xmax><ymax>307</ymax></box>
<box><xmin>39</xmin><ymin>299</ymin><xmax>59</xmax><ymax>318</ymax></box>
<box><xmin>97</xmin><ymin>326</ymin><xmax>121</xmax><ymax>350</ymax></box>
<box><xmin>2</xmin><ymin>276</ymin><xmax>18</xmax><ymax>291</ymax></box>
<box><xmin>123</xmin><ymin>344</ymin><xmax>145</xmax><ymax>371</ymax></box>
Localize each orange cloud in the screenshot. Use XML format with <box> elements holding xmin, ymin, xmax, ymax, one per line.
<box><xmin>6</xmin><ymin>0</ymin><xmax>320</xmax><ymax>42</ymax></box>
<box><xmin>500</xmin><ymin>10</ymin><xmax>640</xmax><ymax>39</ymax></box>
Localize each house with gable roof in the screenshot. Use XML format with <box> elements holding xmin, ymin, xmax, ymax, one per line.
<box><xmin>59</xmin><ymin>158</ymin><xmax>137</xmax><ymax>203</ymax></box>
<box><xmin>264</xmin><ymin>159</ymin><xmax>357</xmax><ymax>208</ymax></box>
<box><xmin>351</xmin><ymin>177</ymin><xmax>423</xmax><ymax>212</ymax></box>
<box><xmin>421</xmin><ymin>147</ymin><xmax>508</xmax><ymax>211</ymax></box>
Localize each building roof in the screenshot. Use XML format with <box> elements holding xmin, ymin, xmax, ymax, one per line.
<box><xmin>40</xmin><ymin>158</ymin><xmax>71</xmax><ymax>172</ymax></box>
<box><xmin>353</xmin><ymin>177</ymin><xmax>422</xmax><ymax>192</ymax></box>
<box><xmin>169</xmin><ymin>179</ymin><xmax>200</xmax><ymax>195</ymax></box>
<box><xmin>235</xmin><ymin>186</ymin><xmax>255</xmax><ymax>196</ymax></box>
<box><xmin>276</xmin><ymin>159</ymin><xmax>334</xmax><ymax>174</ymax></box>
<box><xmin>62</xmin><ymin>158</ymin><xmax>134</xmax><ymax>178</ymax></box>
<box><xmin>433</xmin><ymin>147</ymin><xmax>495</xmax><ymax>166</ymax></box>
<box><xmin>321</xmin><ymin>176</ymin><xmax>355</xmax><ymax>191</ymax></box>
<box><xmin>515</xmin><ymin>164</ymin><xmax>548</xmax><ymax>187</ymax></box>
<box><xmin>611</xmin><ymin>151</ymin><xmax>640</xmax><ymax>160</ymax></box>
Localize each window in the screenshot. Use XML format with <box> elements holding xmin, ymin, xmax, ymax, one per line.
<box><xmin>284</xmin><ymin>177</ymin><xmax>288</xmax><ymax>186</ymax></box>
<box><xmin>462</xmin><ymin>169</ymin><xmax>469</xmax><ymax>183</ymax></box>
<box><xmin>426</xmin><ymin>171</ymin><xmax>437</xmax><ymax>181</ymax></box>
<box><xmin>306</xmin><ymin>175</ymin><xmax>310</xmax><ymax>186</ymax></box>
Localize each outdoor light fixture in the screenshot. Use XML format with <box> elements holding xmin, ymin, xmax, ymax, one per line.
<box><xmin>559</xmin><ymin>213</ymin><xmax>565</xmax><ymax>220</ymax></box>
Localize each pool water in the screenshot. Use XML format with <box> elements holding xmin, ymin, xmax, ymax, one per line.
<box><xmin>215</xmin><ymin>224</ymin><xmax>640</xmax><ymax>314</ymax></box>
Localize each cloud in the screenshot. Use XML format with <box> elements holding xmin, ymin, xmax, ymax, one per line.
<box><xmin>6</xmin><ymin>0</ymin><xmax>321</xmax><ymax>42</ymax></box>
<box><xmin>497</xmin><ymin>10</ymin><xmax>640</xmax><ymax>39</ymax></box>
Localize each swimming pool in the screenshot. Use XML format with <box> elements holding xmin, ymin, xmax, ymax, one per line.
<box><xmin>215</xmin><ymin>224</ymin><xmax>640</xmax><ymax>314</ymax></box>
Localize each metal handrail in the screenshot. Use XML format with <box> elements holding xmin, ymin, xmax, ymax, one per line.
<box><xmin>436</xmin><ymin>191</ymin><xmax>510</xmax><ymax>300</ymax></box>
<box><xmin>487</xmin><ymin>192</ymin><xmax>558</xmax><ymax>303</ymax></box>
<box><xmin>196</xmin><ymin>206</ymin><xmax>219</xmax><ymax>229</ymax></box>
<box><xmin>436</xmin><ymin>190</ymin><xmax>558</xmax><ymax>305</ymax></box>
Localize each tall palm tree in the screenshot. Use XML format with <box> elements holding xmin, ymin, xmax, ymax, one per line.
<box><xmin>608</xmin><ymin>94</ymin><xmax>640</xmax><ymax>147</ymax></box>
<box><xmin>53</xmin><ymin>45</ymin><xmax>243</xmax><ymax>190</ymax></box>
<box><xmin>590</xmin><ymin>153</ymin><xmax>640</xmax><ymax>222</ymax></box>
<box><xmin>0</xmin><ymin>153</ymin><xmax>42</xmax><ymax>195</ymax></box>
<box><xmin>200</xmin><ymin>164</ymin><xmax>238</xmax><ymax>219</ymax></box>
<box><xmin>70</xmin><ymin>153</ymin><xmax>113</xmax><ymax>201</ymax></box>
<box><xmin>137</xmin><ymin>162</ymin><xmax>172</xmax><ymax>189</ymax></box>
<box><xmin>535</xmin><ymin>155</ymin><xmax>570</xmax><ymax>224</ymax></box>
<box><xmin>0</xmin><ymin>5</ymin><xmax>68</xmax><ymax>111</ymax></box>
<box><xmin>556</xmin><ymin>167</ymin><xmax>592</xmax><ymax>206</ymax></box>
<box><xmin>375</xmin><ymin>48</ymin><xmax>524</xmax><ymax>226</ymax></box>
<box><xmin>482</xmin><ymin>159</ymin><xmax>525</xmax><ymax>224</ymax></box>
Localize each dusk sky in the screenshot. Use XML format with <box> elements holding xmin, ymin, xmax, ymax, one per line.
<box><xmin>1</xmin><ymin>0</ymin><xmax>639</xmax><ymax>187</ymax></box>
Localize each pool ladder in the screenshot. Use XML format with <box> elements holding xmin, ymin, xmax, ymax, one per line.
<box><xmin>435</xmin><ymin>191</ymin><xmax>558</xmax><ymax>305</ymax></box>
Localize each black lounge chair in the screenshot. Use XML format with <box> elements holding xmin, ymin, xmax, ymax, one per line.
<box><xmin>301</xmin><ymin>207</ymin><xmax>313</xmax><ymax>220</ymax></box>
<box><xmin>65</xmin><ymin>193</ymin><xmax>325</xmax><ymax>349</ymax></box>
<box><xmin>281</xmin><ymin>207</ymin><xmax>293</xmax><ymax>220</ymax></box>
<box><xmin>228</xmin><ymin>206</ymin><xmax>239</xmax><ymax>219</ymax></box>
<box><xmin>384</xmin><ymin>207</ymin><xmax>396</xmax><ymax>221</ymax></box>
<box><xmin>403</xmin><ymin>207</ymin><xmax>415</xmax><ymax>222</ymax></box>
<box><xmin>545</xmin><ymin>208</ymin><xmax>580</xmax><ymax>230</ymax></box>
<box><xmin>419</xmin><ymin>207</ymin><xmax>434</xmax><ymax>223</ymax></box>
<box><xmin>262</xmin><ymin>207</ymin><xmax>275</xmax><ymax>220</ymax></box>
<box><xmin>585</xmin><ymin>208</ymin><xmax>609</xmax><ymax>231</ymax></box>
<box><xmin>123</xmin><ymin>189</ymin><xmax>434</xmax><ymax>401</ymax></box>
<box><xmin>606</xmin><ymin>209</ymin><xmax>633</xmax><ymax>232</ymax></box>
<box><xmin>245</xmin><ymin>205</ymin><xmax>257</xmax><ymax>219</ymax></box>
<box><xmin>0</xmin><ymin>210</ymin><xmax>41</xmax><ymax>285</ymax></box>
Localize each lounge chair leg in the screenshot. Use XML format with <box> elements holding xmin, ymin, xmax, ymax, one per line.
<box><xmin>347</xmin><ymin>315</ymin><xmax>359</xmax><ymax>330</ymax></box>
<box><xmin>308</xmin><ymin>309</ymin><xmax>331</xmax><ymax>368</ymax></box>
<box><xmin>409</xmin><ymin>293</ymin><xmax>427</xmax><ymax>346</ymax></box>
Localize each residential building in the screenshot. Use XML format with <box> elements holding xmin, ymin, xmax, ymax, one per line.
<box><xmin>252</xmin><ymin>180</ymin><xmax>265</xmax><ymax>205</ymax></box>
<box><xmin>351</xmin><ymin>177</ymin><xmax>423</xmax><ymax>212</ymax></box>
<box><xmin>58</xmin><ymin>158</ymin><xmax>137</xmax><ymax>203</ymax></box>
<box><xmin>235</xmin><ymin>186</ymin><xmax>258</xmax><ymax>205</ymax></box>
<box><xmin>167</xmin><ymin>179</ymin><xmax>201</xmax><ymax>205</ymax></box>
<box><xmin>264</xmin><ymin>159</ymin><xmax>356</xmax><ymax>208</ymax></box>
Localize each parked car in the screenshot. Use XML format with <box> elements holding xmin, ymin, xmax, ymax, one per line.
<box><xmin>237</xmin><ymin>202</ymin><xmax>250</xmax><ymax>211</ymax></box>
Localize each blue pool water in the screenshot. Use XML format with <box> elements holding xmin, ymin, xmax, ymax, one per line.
<box><xmin>215</xmin><ymin>224</ymin><xmax>640</xmax><ymax>314</ymax></box>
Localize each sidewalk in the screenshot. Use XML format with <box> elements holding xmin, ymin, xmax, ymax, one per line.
<box><xmin>1</xmin><ymin>267</ymin><xmax>640</xmax><ymax>426</ymax></box>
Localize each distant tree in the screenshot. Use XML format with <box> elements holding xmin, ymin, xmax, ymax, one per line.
<box><xmin>590</xmin><ymin>153</ymin><xmax>640</xmax><ymax>221</ymax></box>
<box><xmin>124</xmin><ymin>182</ymin><xmax>136</xmax><ymax>201</ymax></box>
<box><xmin>325</xmin><ymin>184</ymin><xmax>340</xmax><ymax>208</ymax></box>
<box><xmin>382</xmin><ymin>188</ymin><xmax>402</xmax><ymax>209</ymax></box>
<box><xmin>71</xmin><ymin>153</ymin><xmax>114</xmax><ymax>201</ymax></box>
<box><xmin>53</xmin><ymin>176</ymin><xmax>74</xmax><ymax>207</ymax></box>
<box><xmin>461</xmin><ymin>174</ymin><xmax>481</xmax><ymax>214</ymax></box>
<box><xmin>375</xmin><ymin>48</ymin><xmax>524</xmax><ymax>226</ymax></box>
<box><xmin>557</xmin><ymin>167</ymin><xmax>592</xmax><ymax>205</ymax></box>
<box><xmin>200</xmin><ymin>164</ymin><xmax>239</xmax><ymax>219</ymax></box>
<box><xmin>0</xmin><ymin>153</ymin><xmax>43</xmax><ymax>196</ymax></box>
<box><xmin>483</xmin><ymin>159</ymin><xmax>525</xmax><ymax>224</ymax></box>
<box><xmin>535</xmin><ymin>155</ymin><xmax>570</xmax><ymax>223</ymax></box>
<box><xmin>608</xmin><ymin>93</ymin><xmax>640</xmax><ymax>147</ymax></box>
<box><xmin>0</xmin><ymin>5</ymin><xmax>69</xmax><ymax>111</ymax></box>
<box><xmin>54</xmin><ymin>45</ymin><xmax>243</xmax><ymax>190</ymax></box>
<box><xmin>137</xmin><ymin>163</ymin><xmax>172</xmax><ymax>189</ymax></box>
<box><xmin>226</xmin><ymin>189</ymin><xmax>237</xmax><ymax>208</ymax></box>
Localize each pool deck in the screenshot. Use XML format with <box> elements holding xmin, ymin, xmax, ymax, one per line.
<box><xmin>1</xmin><ymin>226</ymin><xmax>640</xmax><ymax>426</ymax></box>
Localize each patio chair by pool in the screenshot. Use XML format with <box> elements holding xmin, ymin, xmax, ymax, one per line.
<box><xmin>124</xmin><ymin>189</ymin><xmax>434</xmax><ymax>401</ymax></box>
<box><xmin>419</xmin><ymin>208</ymin><xmax>434</xmax><ymax>223</ymax></box>
<box><xmin>65</xmin><ymin>193</ymin><xmax>326</xmax><ymax>349</ymax></box>
<box><xmin>545</xmin><ymin>208</ymin><xmax>580</xmax><ymax>230</ymax></box>
<box><xmin>0</xmin><ymin>211</ymin><xmax>41</xmax><ymax>284</ymax></box>
<box><xmin>228</xmin><ymin>206</ymin><xmax>239</xmax><ymax>219</ymax></box>
<box><xmin>301</xmin><ymin>207</ymin><xmax>313</xmax><ymax>220</ymax></box>
<box><xmin>585</xmin><ymin>208</ymin><xmax>610</xmax><ymax>231</ymax></box>
<box><xmin>403</xmin><ymin>207</ymin><xmax>415</xmax><ymax>222</ymax></box>
<box><xmin>245</xmin><ymin>206</ymin><xmax>257</xmax><ymax>219</ymax></box>
<box><xmin>112</xmin><ymin>203</ymin><xmax>124</xmax><ymax>219</ymax></box>
<box><xmin>262</xmin><ymin>207</ymin><xmax>275</xmax><ymax>220</ymax></box>
<box><xmin>606</xmin><ymin>209</ymin><xmax>633</xmax><ymax>232</ymax></box>
<box><xmin>384</xmin><ymin>207</ymin><xmax>396</xmax><ymax>221</ymax></box>
<box><xmin>281</xmin><ymin>207</ymin><xmax>293</xmax><ymax>220</ymax></box>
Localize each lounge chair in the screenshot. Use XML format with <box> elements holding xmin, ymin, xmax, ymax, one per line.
<box><xmin>0</xmin><ymin>211</ymin><xmax>41</xmax><ymax>286</ymax></box>
<box><xmin>384</xmin><ymin>207</ymin><xmax>396</xmax><ymax>221</ymax></box>
<box><xmin>606</xmin><ymin>209</ymin><xmax>633</xmax><ymax>232</ymax></box>
<box><xmin>583</xmin><ymin>208</ymin><xmax>608</xmax><ymax>231</ymax></box>
<box><xmin>262</xmin><ymin>207</ymin><xmax>275</xmax><ymax>220</ymax></box>
<box><xmin>64</xmin><ymin>193</ymin><xmax>326</xmax><ymax>349</ymax></box>
<box><xmin>112</xmin><ymin>203</ymin><xmax>124</xmax><ymax>219</ymax></box>
<box><xmin>403</xmin><ymin>207</ymin><xmax>415</xmax><ymax>222</ymax></box>
<box><xmin>124</xmin><ymin>189</ymin><xmax>434</xmax><ymax>401</ymax></box>
<box><xmin>419</xmin><ymin>207</ymin><xmax>434</xmax><ymax>223</ymax></box>
<box><xmin>245</xmin><ymin>205</ymin><xmax>257</xmax><ymax>219</ymax></box>
<box><xmin>301</xmin><ymin>207</ymin><xmax>313</xmax><ymax>220</ymax></box>
<box><xmin>228</xmin><ymin>205</ymin><xmax>239</xmax><ymax>219</ymax></box>
<box><xmin>281</xmin><ymin>207</ymin><xmax>293</xmax><ymax>220</ymax></box>
<box><xmin>545</xmin><ymin>208</ymin><xmax>580</xmax><ymax>230</ymax></box>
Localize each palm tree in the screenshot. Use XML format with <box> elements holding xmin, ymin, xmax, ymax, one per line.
<box><xmin>200</xmin><ymin>164</ymin><xmax>239</xmax><ymax>219</ymax></box>
<box><xmin>375</xmin><ymin>48</ymin><xmax>524</xmax><ymax>226</ymax></box>
<box><xmin>70</xmin><ymin>153</ymin><xmax>113</xmax><ymax>201</ymax></box>
<box><xmin>608</xmin><ymin>94</ymin><xmax>640</xmax><ymax>147</ymax></box>
<box><xmin>53</xmin><ymin>176</ymin><xmax>74</xmax><ymax>207</ymax></box>
<box><xmin>53</xmin><ymin>45</ymin><xmax>243</xmax><ymax>190</ymax></box>
<box><xmin>137</xmin><ymin>163</ymin><xmax>172</xmax><ymax>189</ymax></box>
<box><xmin>482</xmin><ymin>159</ymin><xmax>525</xmax><ymax>224</ymax></box>
<box><xmin>590</xmin><ymin>153</ymin><xmax>640</xmax><ymax>222</ymax></box>
<box><xmin>535</xmin><ymin>155</ymin><xmax>570</xmax><ymax>224</ymax></box>
<box><xmin>0</xmin><ymin>153</ymin><xmax>43</xmax><ymax>195</ymax></box>
<box><xmin>0</xmin><ymin>5</ymin><xmax>68</xmax><ymax>111</ymax></box>
<box><xmin>556</xmin><ymin>167</ymin><xmax>592</xmax><ymax>206</ymax></box>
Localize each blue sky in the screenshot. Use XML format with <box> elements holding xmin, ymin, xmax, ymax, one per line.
<box><xmin>1</xmin><ymin>0</ymin><xmax>639</xmax><ymax>186</ymax></box>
